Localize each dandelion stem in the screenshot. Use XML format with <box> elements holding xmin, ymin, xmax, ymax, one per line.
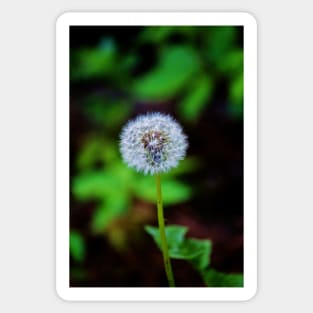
<box><xmin>155</xmin><ymin>174</ymin><xmax>175</xmax><ymax>287</ymax></box>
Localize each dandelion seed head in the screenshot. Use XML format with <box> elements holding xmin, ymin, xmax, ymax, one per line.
<box><xmin>119</xmin><ymin>112</ymin><xmax>188</xmax><ymax>175</ymax></box>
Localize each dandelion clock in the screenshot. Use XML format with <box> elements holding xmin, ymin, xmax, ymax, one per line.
<box><xmin>120</xmin><ymin>112</ymin><xmax>188</xmax><ymax>286</ymax></box>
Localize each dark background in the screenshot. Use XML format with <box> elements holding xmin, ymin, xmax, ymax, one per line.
<box><xmin>69</xmin><ymin>26</ymin><xmax>243</xmax><ymax>287</ymax></box>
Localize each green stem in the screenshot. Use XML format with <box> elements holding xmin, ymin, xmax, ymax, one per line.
<box><xmin>155</xmin><ymin>174</ymin><xmax>175</xmax><ymax>287</ymax></box>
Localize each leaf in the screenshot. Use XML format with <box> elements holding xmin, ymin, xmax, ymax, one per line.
<box><xmin>160</xmin><ymin>180</ymin><xmax>192</xmax><ymax>204</ymax></box>
<box><xmin>73</xmin><ymin>161</ymin><xmax>135</xmax><ymax>201</ymax></box>
<box><xmin>163</xmin><ymin>157</ymin><xmax>200</xmax><ymax>177</ymax></box>
<box><xmin>179</xmin><ymin>75</ymin><xmax>213</xmax><ymax>122</ymax></box>
<box><xmin>83</xmin><ymin>95</ymin><xmax>130</xmax><ymax>128</ymax></box>
<box><xmin>145</xmin><ymin>225</ymin><xmax>212</xmax><ymax>270</ymax></box>
<box><xmin>206</xmin><ymin>26</ymin><xmax>238</xmax><ymax>64</ymax></box>
<box><xmin>173</xmin><ymin>238</ymin><xmax>212</xmax><ymax>270</ymax></box>
<box><xmin>202</xmin><ymin>269</ymin><xmax>244</xmax><ymax>287</ymax></box>
<box><xmin>76</xmin><ymin>138</ymin><xmax>119</xmax><ymax>170</ymax></box>
<box><xmin>71</xmin><ymin>38</ymin><xmax>117</xmax><ymax>79</ymax></box>
<box><xmin>72</xmin><ymin>171</ymin><xmax>120</xmax><ymax>201</ymax></box>
<box><xmin>139</xmin><ymin>26</ymin><xmax>176</xmax><ymax>43</ymax></box>
<box><xmin>91</xmin><ymin>195</ymin><xmax>129</xmax><ymax>233</ymax></box>
<box><xmin>229</xmin><ymin>73</ymin><xmax>243</xmax><ymax>118</ymax></box>
<box><xmin>76</xmin><ymin>139</ymin><xmax>103</xmax><ymax>170</ymax></box>
<box><xmin>70</xmin><ymin>231</ymin><xmax>85</xmax><ymax>263</ymax></box>
<box><xmin>73</xmin><ymin>164</ymin><xmax>134</xmax><ymax>232</ymax></box>
<box><xmin>133</xmin><ymin>46</ymin><xmax>200</xmax><ymax>101</ymax></box>
<box><xmin>139</xmin><ymin>26</ymin><xmax>197</xmax><ymax>44</ymax></box>
<box><xmin>133</xmin><ymin>177</ymin><xmax>192</xmax><ymax>205</ymax></box>
<box><xmin>217</xmin><ymin>49</ymin><xmax>243</xmax><ymax>76</ymax></box>
<box><xmin>145</xmin><ymin>225</ymin><xmax>243</xmax><ymax>287</ymax></box>
<box><xmin>145</xmin><ymin>225</ymin><xmax>188</xmax><ymax>248</ymax></box>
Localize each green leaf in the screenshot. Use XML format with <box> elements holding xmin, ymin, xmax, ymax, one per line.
<box><xmin>71</xmin><ymin>38</ymin><xmax>117</xmax><ymax>79</ymax></box>
<box><xmin>217</xmin><ymin>49</ymin><xmax>243</xmax><ymax>76</ymax></box>
<box><xmin>145</xmin><ymin>225</ymin><xmax>188</xmax><ymax>248</ymax></box>
<box><xmin>139</xmin><ymin>26</ymin><xmax>176</xmax><ymax>43</ymax></box>
<box><xmin>73</xmin><ymin>164</ymin><xmax>134</xmax><ymax>232</ymax></box>
<box><xmin>139</xmin><ymin>26</ymin><xmax>197</xmax><ymax>44</ymax></box>
<box><xmin>145</xmin><ymin>225</ymin><xmax>243</xmax><ymax>287</ymax></box>
<box><xmin>145</xmin><ymin>225</ymin><xmax>212</xmax><ymax>270</ymax></box>
<box><xmin>202</xmin><ymin>269</ymin><xmax>244</xmax><ymax>287</ymax></box>
<box><xmin>159</xmin><ymin>180</ymin><xmax>192</xmax><ymax>204</ymax></box>
<box><xmin>72</xmin><ymin>171</ymin><xmax>120</xmax><ymax>201</ymax></box>
<box><xmin>206</xmin><ymin>26</ymin><xmax>238</xmax><ymax>64</ymax></box>
<box><xmin>133</xmin><ymin>177</ymin><xmax>192</xmax><ymax>205</ymax></box>
<box><xmin>73</xmin><ymin>161</ymin><xmax>135</xmax><ymax>201</ymax></box>
<box><xmin>70</xmin><ymin>231</ymin><xmax>85</xmax><ymax>263</ymax></box>
<box><xmin>76</xmin><ymin>139</ymin><xmax>102</xmax><ymax>170</ymax></box>
<box><xmin>76</xmin><ymin>138</ymin><xmax>119</xmax><ymax>170</ymax></box>
<box><xmin>83</xmin><ymin>95</ymin><xmax>130</xmax><ymax>128</ymax></box>
<box><xmin>163</xmin><ymin>157</ymin><xmax>200</xmax><ymax>177</ymax></box>
<box><xmin>91</xmin><ymin>195</ymin><xmax>129</xmax><ymax>233</ymax></box>
<box><xmin>179</xmin><ymin>75</ymin><xmax>213</xmax><ymax>122</ymax></box>
<box><xmin>133</xmin><ymin>46</ymin><xmax>200</xmax><ymax>101</ymax></box>
<box><xmin>229</xmin><ymin>73</ymin><xmax>243</xmax><ymax>118</ymax></box>
<box><xmin>173</xmin><ymin>238</ymin><xmax>212</xmax><ymax>270</ymax></box>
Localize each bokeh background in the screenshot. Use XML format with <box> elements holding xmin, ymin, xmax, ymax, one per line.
<box><xmin>69</xmin><ymin>26</ymin><xmax>243</xmax><ymax>287</ymax></box>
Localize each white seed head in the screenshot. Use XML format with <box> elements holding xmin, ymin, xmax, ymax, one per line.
<box><xmin>119</xmin><ymin>112</ymin><xmax>188</xmax><ymax>175</ymax></box>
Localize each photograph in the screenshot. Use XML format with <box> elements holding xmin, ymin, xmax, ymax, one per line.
<box><xmin>56</xmin><ymin>12</ymin><xmax>257</xmax><ymax>301</ymax></box>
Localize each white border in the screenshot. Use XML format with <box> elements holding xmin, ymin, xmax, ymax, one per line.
<box><xmin>56</xmin><ymin>12</ymin><xmax>257</xmax><ymax>301</ymax></box>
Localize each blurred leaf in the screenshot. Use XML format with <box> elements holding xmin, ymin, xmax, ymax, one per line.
<box><xmin>71</xmin><ymin>38</ymin><xmax>116</xmax><ymax>79</ymax></box>
<box><xmin>84</xmin><ymin>95</ymin><xmax>130</xmax><ymax>128</ymax></box>
<box><xmin>77</xmin><ymin>138</ymin><xmax>119</xmax><ymax>170</ymax></box>
<box><xmin>145</xmin><ymin>225</ymin><xmax>188</xmax><ymax>248</ymax></box>
<box><xmin>163</xmin><ymin>157</ymin><xmax>200</xmax><ymax>177</ymax></box>
<box><xmin>145</xmin><ymin>225</ymin><xmax>212</xmax><ymax>270</ymax></box>
<box><xmin>91</xmin><ymin>195</ymin><xmax>129</xmax><ymax>233</ymax></box>
<box><xmin>111</xmin><ymin>162</ymin><xmax>135</xmax><ymax>183</ymax></box>
<box><xmin>206</xmin><ymin>26</ymin><xmax>238</xmax><ymax>64</ymax></box>
<box><xmin>179</xmin><ymin>75</ymin><xmax>213</xmax><ymax>122</ymax></box>
<box><xmin>139</xmin><ymin>26</ymin><xmax>196</xmax><ymax>44</ymax></box>
<box><xmin>139</xmin><ymin>26</ymin><xmax>176</xmax><ymax>43</ymax></box>
<box><xmin>218</xmin><ymin>49</ymin><xmax>243</xmax><ymax>76</ymax></box>
<box><xmin>202</xmin><ymin>269</ymin><xmax>244</xmax><ymax>287</ymax></box>
<box><xmin>72</xmin><ymin>171</ymin><xmax>120</xmax><ymax>200</ymax></box>
<box><xmin>133</xmin><ymin>46</ymin><xmax>200</xmax><ymax>101</ymax></box>
<box><xmin>70</xmin><ymin>231</ymin><xmax>85</xmax><ymax>263</ymax></box>
<box><xmin>120</xmin><ymin>54</ymin><xmax>138</xmax><ymax>72</ymax></box>
<box><xmin>133</xmin><ymin>176</ymin><xmax>192</xmax><ymax>205</ymax></box>
<box><xmin>174</xmin><ymin>238</ymin><xmax>212</xmax><ymax>270</ymax></box>
<box><xmin>229</xmin><ymin>73</ymin><xmax>243</xmax><ymax>118</ymax></box>
<box><xmin>106</xmin><ymin>227</ymin><xmax>129</xmax><ymax>252</ymax></box>
<box><xmin>73</xmin><ymin>165</ymin><xmax>133</xmax><ymax>232</ymax></box>
<box><xmin>145</xmin><ymin>225</ymin><xmax>242</xmax><ymax>287</ymax></box>
<box><xmin>101</xmin><ymin>143</ymin><xmax>120</xmax><ymax>164</ymax></box>
<box><xmin>77</xmin><ymin>139</ymin><xmax>101</xmax><ymax>170</ymax></box>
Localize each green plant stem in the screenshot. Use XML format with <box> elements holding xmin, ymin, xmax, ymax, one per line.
<box><xmin>155</xmin><ymin>174</ymin><xmax>175</xmax><ymax>287</ymax></box>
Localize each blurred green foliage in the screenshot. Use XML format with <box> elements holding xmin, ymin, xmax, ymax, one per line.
<box><xmin>71</xmin><ymin>26</ymin><xmax>243</xmax><ymax>122</ymax></box>
<box><xmin>70</xmin><ymin>231</ymin><xmax>85</xmax><ymax>263</ymax></box>
<box><xmin>71</xmin><ymin>25</ymin><xmax>243</xmax><ymax>234</ymax></box>
<box><xmin>72</xmin><ymin>145</ymin><xmax>194</xmax><ymax>233</ymax></box>
<box><xmin>202</xmin><ymin>268</ymin><xmax>244</xmax><ymax>287</ymax></box>
<box><xmin>145</xmin><ymin>225</ymin><xmax>243</xmax><ymax>287</ymax></box>
<box><xmin>145</xmin><ymin>225</ymin><xmax>211</xmax><ymax>271</ymax></box>
<box><xmin>71</xmin><ymin>38</ymin><xmax>117</xmax><ymax>79</ymax></box>
<box><xmin>83</xmin><ymin>95</ymin><xmax>131</xmax><ymax>127</ymax></box>
<box><xmin>179</xmin><ymin>74</ymin><xmax>213</xmax><ymax>122</ymax></box>
<box><xmin>70</xmin><ymin>26</ymin><xmax>243</xmax><ymax>286</ymax></box>
<box><xmin>133</xmin><ymin>45</ymin><xmax>200</xmax><ymax>100</ymax></box>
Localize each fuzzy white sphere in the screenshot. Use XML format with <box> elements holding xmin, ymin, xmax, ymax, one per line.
<box><xmin>119</xmin><ymin>112</ymin><xmax>188</xmax><ymax>175</ymax></box>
